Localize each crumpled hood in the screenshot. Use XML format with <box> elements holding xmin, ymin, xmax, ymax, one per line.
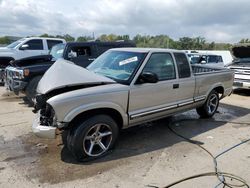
<box><xmin>37</xmin><ymin>59</ymin><xmax>116</xmax><ymax>94</ymax></box>
<box><xmin>232</xmin><ymin>46</ymin><xmax>250</xmax><ymax>58</ymax></box>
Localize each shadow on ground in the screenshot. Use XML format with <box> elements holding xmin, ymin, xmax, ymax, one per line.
<box><xmin>60</xmin><ymin>103</ymin><xmax>250</xmax><ymax>165</ymax></box>
<box><xmin>233</xmin><ymin>88</ymin><xmax>250</xmax><ymax>96</ymax></box>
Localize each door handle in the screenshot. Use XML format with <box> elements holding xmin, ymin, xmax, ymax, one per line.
<box><xmin>88</xmin><ymin>58</ymin><xmax>95</xmax><ymax>61</ymax></box>
<box><xmin>173</xmin><ymin>84</ymin><xmax>179</xmax><ymax>89</ymax></box>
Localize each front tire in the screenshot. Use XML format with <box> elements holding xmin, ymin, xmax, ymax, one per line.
<box><xmin>196</xmin><ymin>90</ymin><xmax>219</xmax><ymax>118</ymax></box>
<box><xmin>67</xmin><ymin>115</ymin><xmax>119</xmax><ymax>161</ymax></box>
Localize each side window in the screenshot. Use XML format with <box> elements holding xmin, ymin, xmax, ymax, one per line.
<box><xmin>218</xmin><ymin>56</ymin><xmax>223</xmax><ymax>62</ymax></box>
<box><xmin>174</xmin><ymin>53</ymin><xmax>191</xmax><ymax>78</ymax></box>
<box><xmin>143</xmin><ymin>53</ymin><xmax>176</xmax><ymax>81</ymax></box>
<box><xmin>23</xmin><ymin>39</ymin><xmax>43</xmax><ymax>50</ymax></box>
<box><xmin>68</xmin><ymin>46</ymin><xmax>92</xmax><ymax>58</ymax></box>
<box><xmin>207</xmin><ymin>55</ymin><xmax>218</xmax><ymax>63</ymax></box>
<box><xmin>47</xmin><ymin>40</ymin><xmax>63</xmax><ymax>50</ymax></box>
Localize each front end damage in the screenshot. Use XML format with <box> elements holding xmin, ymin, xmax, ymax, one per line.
<box><xmin>230</xmin><ymin>45</ymin><xmax>250</xmax><ymax>89</ymax></box>
<box><xmin>32</xmin><ymin>95</ymin><xmax>58</xmax><ymax>139</ymax></box>
<box><xmin>32</xmin><ymin>83</ymin><xmax>113</xmax><ymax>139</ymax></box>
<box><xmin>31</xmin><ymin>59</ymin><xmax>116</xmax><ymax>139</ymax></box>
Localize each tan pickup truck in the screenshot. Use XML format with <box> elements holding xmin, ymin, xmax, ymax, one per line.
<box><xmin>32</xmin><ymin>48</ymin><xmax>234</xmax><ymax>161</ymax></box>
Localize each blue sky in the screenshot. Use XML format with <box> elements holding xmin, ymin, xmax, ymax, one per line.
<box><xmin>0</xmin><ymin>0</ymin><xmax>249</xmax><ymax>43</ymax></box>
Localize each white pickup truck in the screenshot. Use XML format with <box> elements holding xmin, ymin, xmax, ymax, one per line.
<box><xmin>0</xmin><ymin>37</ymin><xmax>66</xmax><ymax>84</ymax></box>
<box><xmin>228</xmin><ymin>46</ymin><xmax>250</xmax><ymax>89</ymax></box>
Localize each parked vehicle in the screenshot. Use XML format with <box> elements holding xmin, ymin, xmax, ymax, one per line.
<box><xmin>185</xmin><ymin>50</ymin><xmax>233</xmax><ymax>66</ymax></box>
<box><xmin>5</xmin><ymin>41</ymin><xmax>135</xmax><ymax>102</ymax></box>
<box><xmin>228</xmin><ymin>46</ymin><xmax>250</xmax><ymax>89</ymax></box>
<box><xmin>32</xmin><ymin>48</ymin><xmax>234</xmax><ymax>161</ymax></box>
<box><xmin>187</xmin><ymin>52</ymin><xmax>224</xmax><ymax>67</ymax></box>
<box><xmin>0</xmin><ymin>37</ymin><xmax>66</xmax><ymax>84</ymax></box>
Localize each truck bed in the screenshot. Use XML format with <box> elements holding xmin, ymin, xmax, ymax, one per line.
<box><xmin>192</xmin><ymin>65</ymin><xmax>230</xmax><ymax>75</ymax></box>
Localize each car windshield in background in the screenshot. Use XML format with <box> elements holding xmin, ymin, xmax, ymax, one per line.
<box><xmin>6</xmin><ymin>39</ymin><xmax>25</xmax><ymax>49</ymax></box>
<box><xmin>87</xmin><ymin>50</ymin><xmax>147</xmax><ymax>83</ymax></box>
<box><xmin>50</xmin><ymin>43</ymin><xmax>65</xmax><ymax>60</ymax></box>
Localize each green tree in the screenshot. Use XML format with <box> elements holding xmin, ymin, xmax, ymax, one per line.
<box><xmin>239</xmin><ymin>38</ymin><xmax>250</xmax><ymax>43</ymax></box>
<box><xmin>76</xmin><ymin>36</ymin><xmax>93</xmax><ymax>42</ymax></box>
<box><xmin>40</xmin><ymin>33</ymin><xmax>56</xmax><ymax>38</ymax></box>
<box><xmin>0</xmin><ymin>36</ymin><xmax>11</xmax><ymax>44</ymax></box>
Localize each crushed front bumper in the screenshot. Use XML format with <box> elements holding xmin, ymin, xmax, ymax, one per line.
<box><xmin>233</xmin><ymin>80</ymin><xmax>250</xmax><ymax>89</ymax></box>
<box><xmin>11</xmin><ymin>80</ymin><xmax>27</xmax><ymax>94</ymax></box>
<box><xmin>5</xmin><ymin>67</ymin><xmax>27</xmax><ymax>94</ymax></box>
<box><xmin>32</xmin><ymin>112</ymin><xmax>57</xmax><ymax>139</ymax></box>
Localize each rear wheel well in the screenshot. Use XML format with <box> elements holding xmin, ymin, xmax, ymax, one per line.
<box><xmin>68</xmin><ymin>108</ymin><xmax>124</xmax><ymax>130</ymax></box>
<box><xmin>213</xmin><ymin>86</ymin><xmax>224</xmax><ymax>98</ymax></box>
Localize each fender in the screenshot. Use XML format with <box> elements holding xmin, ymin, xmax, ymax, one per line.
<box><xmin>62</xmin><ymin>102</ymin><xmax>128</xmax><ymax>126</ymax></box>
<box><xmin>205</xmin><ymin>82</ymin><xmax>224</xmax><ymax>99</ymax></box>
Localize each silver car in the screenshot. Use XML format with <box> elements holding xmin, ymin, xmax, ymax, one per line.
<box><xmin>32</xmin><ymin>48</ymin><xmax>234</xmax><ymax>161</ymax></box>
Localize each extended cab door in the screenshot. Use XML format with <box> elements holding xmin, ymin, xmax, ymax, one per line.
<box><xmin>173</xmin><ymin>53</ymin><xmax>196</xmax><ymax>108</ymax></box>
<box><xmin>128</xmin><ymin>52</ymin><xmax>179</xmax><ymax>125</ymax></box>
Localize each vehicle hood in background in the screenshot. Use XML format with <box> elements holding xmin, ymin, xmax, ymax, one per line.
<box><xmin>10</xmin><ymin>55</ymin><xmax>53</xmax><ymax>67</ymax></box>
<box><xmin>37</xmin><ymin>59</ymin><xmax>116</xmax><ymax>94</ymax></box>
<box><xmin>0</xmin><ymin>48</ymin><xmax>14</xmax><ymax>57</ymax></box>
<box><xmin>0</xmin><ymin>47</ymin><xmax>12</xmax><ymax>52</ymax></box>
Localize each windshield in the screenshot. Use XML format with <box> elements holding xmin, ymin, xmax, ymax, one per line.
<box><xmin>6</xmin><ymin>39</ymin><xmax>25</xmax><ymax>49</ymax></box>
<box><xmin>49</xmin><ymin>43</ymin><xmax>65</xmax><ymax>60</ymax></box>
<box><xmin>87</xmin><ymin>50</ymin><xmax>147</xmax><ymax>83</ymax></box>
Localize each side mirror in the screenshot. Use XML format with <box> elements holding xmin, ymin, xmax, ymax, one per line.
<box><xmin>137</xmin><ymin>71</ymin><xmax>158</xmax><ymax>84</ymax></box>
<box><xmin>19</xmin><ymin>44</ymin><xmax>29</xmax><ymax>50</ymax></box>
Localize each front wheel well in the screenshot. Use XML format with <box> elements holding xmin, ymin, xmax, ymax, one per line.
<box><xmin>68</xmin><ymin>108</ymin><xmax>124</xmax><ymax>130</ymax></box>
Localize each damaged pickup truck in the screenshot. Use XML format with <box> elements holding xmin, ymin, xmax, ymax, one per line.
<box><xmin>32</xmin><ymin>48</ymin><xmax>234</xmax><ymax>161</ymax></box>
<box><xmin>228</xmin><ymin>45</ymin><xmax>250</xmax><ymax>89</ymax></box>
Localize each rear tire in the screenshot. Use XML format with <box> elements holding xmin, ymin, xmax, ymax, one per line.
<box><xmin>67</xmin><ymin>115</ymin><xmax>119</xmax><ymax>161</ymax></box>
<box><xmin>25</xmin><ymin>76</ymin><xmax>42</xmax><ymax>105</ymax></box>
<box><xmin>196</xmin><ymin>90</ymin><xmax>219</xmax><ymax>118</ymax></box>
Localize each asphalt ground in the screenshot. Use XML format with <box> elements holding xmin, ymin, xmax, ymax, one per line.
<box><xmin>0</xmin><ymin>87</ymin><xmax>249</xmax><ymax>188</ymax></box>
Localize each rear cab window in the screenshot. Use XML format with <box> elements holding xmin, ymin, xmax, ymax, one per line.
<box><xmin>174</xmin><ymin>53</ymin><xmax>191</xmax><ymax>78</ymax></box>
<box><xmin>47</xmin><ymin>40</ymin><xmax>63</xmax><ymax>50</ymax></box>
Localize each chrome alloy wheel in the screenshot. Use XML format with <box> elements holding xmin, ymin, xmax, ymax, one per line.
<box><xmin>83</xmin><ymin>123</ymin><xmax>113</xmax><ymax>157</ymax></box>
<box><xmin>207</xmin><ymin>93</ymin><xmax>218</xmax><ymax>114</ymax></box>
